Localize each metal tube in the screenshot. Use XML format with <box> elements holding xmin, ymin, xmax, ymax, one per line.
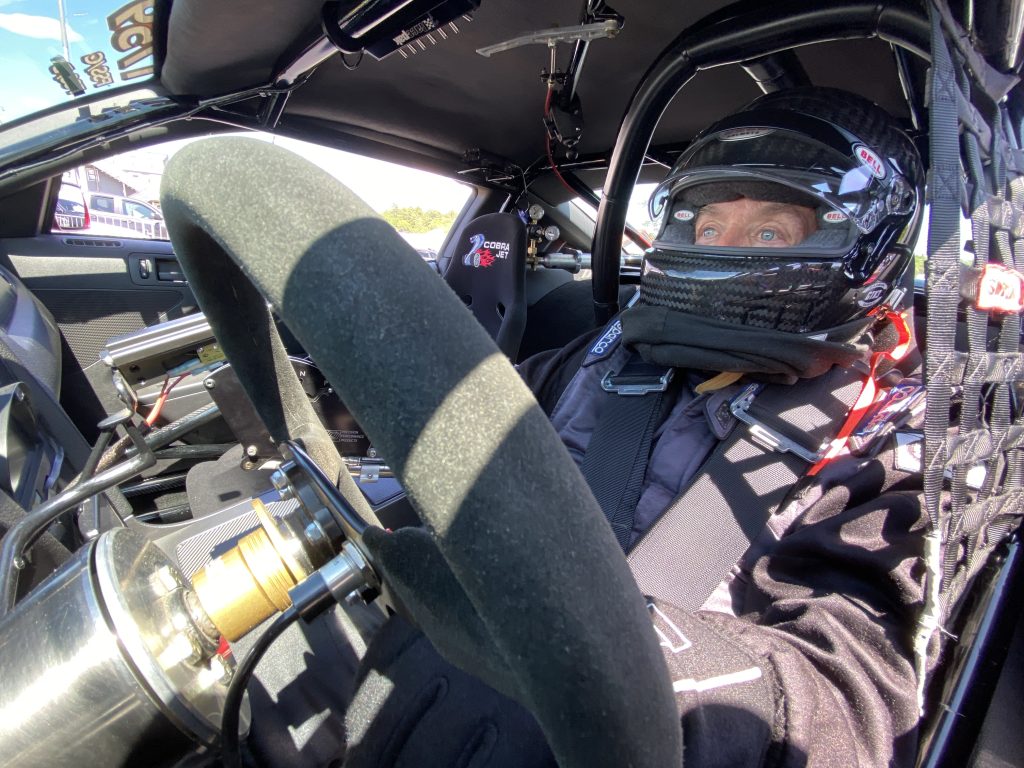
<box><xmin>0</xmin><ymin>530</ymin><xmax>237</xmax><ymax>768</ymax></box>
<box><xmin>739</xmin><ymin>51</ymin><xmax>810</xmax><ymax>93</ymax></box>
<box><xmin>0</xmin><ymin>447</ymin><xmax>156</xmax><ymax>615</ymax></box>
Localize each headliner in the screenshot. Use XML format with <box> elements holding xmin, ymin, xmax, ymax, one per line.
<box><xmin>161</xmin><ymin>1</ymin><xmax>916</xmax><ymax>171</ymax></box>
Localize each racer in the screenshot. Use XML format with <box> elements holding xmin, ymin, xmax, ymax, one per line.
<box><xmin>343</xmin><ymin>87</ymin><xmax>932</xmax><ymax>767</ymax></box>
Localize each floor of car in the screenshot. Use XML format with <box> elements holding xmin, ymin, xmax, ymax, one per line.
<box><xmin>969</xmin><ymin>604</ymin><xmax>1024</xmax><ymax>767</ymax></box>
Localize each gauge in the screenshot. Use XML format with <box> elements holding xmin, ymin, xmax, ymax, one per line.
<box><xmin>543</xmin><ymin>225</ymin><xmax>560</xmax><ymax>241</ymax></box>
<box><xmin>527</xmin><ymin>203</ymin><xmax>545</xmax><ymax>222</ymax></box>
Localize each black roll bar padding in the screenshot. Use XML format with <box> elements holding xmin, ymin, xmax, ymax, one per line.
<box><xmin>740</xmin><ymin>51</ymin><xmax>812</xmax><ymax>94</ymax></box>
<box><xmin>591</xmin><ymin>0</ymin><xmax>931</xmax><ymax>323</ymax></box>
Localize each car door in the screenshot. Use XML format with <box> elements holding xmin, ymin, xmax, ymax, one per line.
<box><xmin>0</xmin><ymin>161</ymin><xmax>196</xmax><ymax>441</ymax></box>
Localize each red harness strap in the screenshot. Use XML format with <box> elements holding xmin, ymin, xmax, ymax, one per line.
<box><xmin>808</xmin><ymin>308</ymin><xmax>913</xmax><ymax>476</ymax></box>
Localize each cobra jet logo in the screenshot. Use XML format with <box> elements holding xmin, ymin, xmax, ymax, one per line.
<box><xmin>462</xmin><ymin>233</ymin><xmax>510</xmax><ymax>269</ymax></box>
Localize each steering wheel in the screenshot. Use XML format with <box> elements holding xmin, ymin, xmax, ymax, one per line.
<box><xmin>160</xmin><ymin>137</ymin><xmax>682</xmax><ymax>768</ymax></box>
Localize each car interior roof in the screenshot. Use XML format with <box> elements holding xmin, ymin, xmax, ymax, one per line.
<box><xmin>157</xmin><ymin>0</ymin><xmax>921</xmax><ymax>176</ymax></box>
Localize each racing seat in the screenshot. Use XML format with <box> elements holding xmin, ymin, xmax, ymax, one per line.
<box><xmin>443</xmin><ymin>212</ymin><xmax>527</xmax><ymax>359</ymax></box>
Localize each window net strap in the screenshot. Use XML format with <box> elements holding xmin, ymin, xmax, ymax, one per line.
<box><xmin>918</xmin><ymin>0</ymin><xmax>1024</xmax><ymax>710</ymax></box>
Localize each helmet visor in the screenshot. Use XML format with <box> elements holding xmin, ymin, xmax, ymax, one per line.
<box><xmin>650</xmin><ymin>124</ymin><xmax>909</xmax><ymax>238</ymax></box>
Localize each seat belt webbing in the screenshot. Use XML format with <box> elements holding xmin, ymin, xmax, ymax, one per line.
<box><xmin>627</xmin><ymin>365</ymin><xmax>865</xmax><ymax>611</ymax></box>
<box><xmin>581</xmin><ymin>359</ymin><xmax>679</xmax><ymax>550</ymax></box>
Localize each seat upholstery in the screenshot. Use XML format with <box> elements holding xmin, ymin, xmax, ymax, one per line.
<box><xmin>444</xmin><ymin>213</ymin><xmax>527</xmax><ymax>359</ymax></box>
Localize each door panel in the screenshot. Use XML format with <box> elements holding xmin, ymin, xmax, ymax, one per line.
<box><xmin>0</xmin><ymin>233</ymin><xmax>196</xmax><ymax>439</ymax></box>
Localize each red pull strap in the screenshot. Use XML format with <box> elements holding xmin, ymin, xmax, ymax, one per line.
<box><xmin>808</xmin><ymin>308</ymin><xmax>912</xmax><ymax>476</ymax></box>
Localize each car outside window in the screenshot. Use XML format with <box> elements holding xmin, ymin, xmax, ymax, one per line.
<box><xmin>52</xmin><ymin>133</ymin><xmax>473</xmax><ymax>249</ymax></box>
<box><xmin>53</xmin><ymin>181</ymin><xmax>88</xmax><ymax>230</ymax></box>
<box><xmin>90</xmin><ymin>194</ymin><xmax>114</xmax><ymax>212</ymax></box>
<box><xmin>124</xmin><ymin>199</ymin><xmax>158</xmax><ymax>219</ymax></box>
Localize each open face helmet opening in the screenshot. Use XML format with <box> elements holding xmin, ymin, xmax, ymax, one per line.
<box><xmin>643</xmin><ymin>87</ymin><xmax>924</xmax><ymax>336</ymax></box>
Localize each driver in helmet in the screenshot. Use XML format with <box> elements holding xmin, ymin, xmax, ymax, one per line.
<box><xmin>344</xmin><ymin>87</ymin><xmax>931</xmax><ymax>768</ymax></box>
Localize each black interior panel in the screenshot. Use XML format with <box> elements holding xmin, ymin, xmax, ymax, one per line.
<box><xmin>0</xmin><ymin>233</ymin><xmax>196</xmax><ymax>438</ymax></box>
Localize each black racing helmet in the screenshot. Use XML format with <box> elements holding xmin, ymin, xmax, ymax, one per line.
<box><xmin>644</xmin><ymin>87</ymin><xmax>924</xmax><ymax>335</ymax></box>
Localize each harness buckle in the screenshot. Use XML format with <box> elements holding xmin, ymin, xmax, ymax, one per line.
<box><xmin>601</xmin><ymin>360</ymin><xmax>674</xmax><ymax>396</ymax></box>
<box><xmin>730</xmin><ymin>383</ymin><xmax>824</xmax><ymax>463</ymax></box>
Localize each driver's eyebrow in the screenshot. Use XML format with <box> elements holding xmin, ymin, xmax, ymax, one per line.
<box><xmin>700</xmin><ymin>201</ymin><xmax>805</xmax><ymax>218</ymax></box>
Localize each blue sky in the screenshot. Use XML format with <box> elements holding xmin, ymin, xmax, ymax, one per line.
<box><xmin>0</xmin><ymin>0</ymin><xmax>154</xmax><ymax>123</ymax></box>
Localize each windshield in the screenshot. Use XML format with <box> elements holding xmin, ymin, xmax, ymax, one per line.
<box><xmin>0</xmin><ymin>0</ymin><xmax>156</xmax><ymax>124</ymax></box>
<box><xmin>567</xmin><ymin>182</ymin><xmax>662</xmax><ymax>256</ymax></box>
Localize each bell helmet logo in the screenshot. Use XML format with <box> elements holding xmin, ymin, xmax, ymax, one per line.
<box><xmin>822</xmin><ymin>210</ymin><xmax>848</xmax><ymax>223</ymax></box>
<box><xmin>854</xmin><ymin>144</ymin><xmax>887</xmax><ymax>179</ymax></box>
<box><xmin>673</xmin><ymin>209</ymin><xmax>695</xmax><ymax>221</ymax></box>
<box><xmin>462</xmin><ymin>233</ymin><xmax>510</xmax><ymax>269</ymax></box>
<box><xmin>857</xmin><ymin>281</ymin><xmax>888</xmax><ymax>308</ymax></box>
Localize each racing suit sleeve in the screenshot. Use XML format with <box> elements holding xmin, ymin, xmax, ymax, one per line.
<box><xmin>650</xmin><ymin>470</ymin><xmax>929</xmax><ymax>768</ymax></box>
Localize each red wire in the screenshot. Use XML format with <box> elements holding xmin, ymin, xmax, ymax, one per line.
<box><xmin>543</xmin><ymin>87</ymin><xmax>652</xmax><ymax>249</ymax></box>
<box><xmin>807</xmin><ymin>309</ymin><xmax>913</xmax><ymax>476</ymax></box>
<box><xmin>145</xmin><ymin>373</ymin><xmax>189</xmax><ymax>427</ymax></box>
<box><xmin>544</xmin><ymin>86</ymin><xmax>581</xmax><ymax>198</ymax></box>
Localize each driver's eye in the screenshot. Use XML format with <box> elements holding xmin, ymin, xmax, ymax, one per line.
<box><xmin>757</xmin><ymin>228</ymin><xmax>779</xmax><ymax>242</ymax></box>
<box><xmin>699</xmin><ymin>226</ymin><xmax>718</xmax><ymax>240</ymax></box>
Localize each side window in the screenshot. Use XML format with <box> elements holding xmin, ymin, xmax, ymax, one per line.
<box><xmin>58</xmin><ymin>148</ymin><xmax>168</xmax><ymax>240</ymax></box>
<box><xmin>124</xmin><ymin>200</ymin><xmax>157</xmax><ymax>219</ymax></box>
<box><xmin>52</xmin><ymin>133</ymin><xmax>473</xmax><ymax>250</ymax></box>
<box><xmin>91</xmin><ymin>195</ymin><xmax>114</xmax><ymax>213</ymax></box>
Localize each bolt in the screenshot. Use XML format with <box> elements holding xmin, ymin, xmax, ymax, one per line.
<box><xmin>12</xmin><ymin>556</ymin><xmax>25</xmax><ymax>570</ymax></box>
<box><xmin>270</xmin><ymin>468</ymin><xmax>293</xmax><ymax>499</ymax></box>
<box><xmin>270</xmin><ymin>468</ymin><xmax>288</xmax><ymax>490</ymax></box>
<box><xmin>245</xmin><ymin>445</ymin><xmax>258</xmax><ymax>458</ymax></box>
<box><xmin>367</xmin><ymin>447</ymin><xmax>377</xmax><ymax>458</ymax></box>
<box><xmin>204</xmin><ymin>377</ymin><xmax>216</xmax><ymax>389</ymax></box>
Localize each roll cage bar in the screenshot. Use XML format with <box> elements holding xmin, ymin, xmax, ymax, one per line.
<box><xmin>590</xmin><ymin>0</ymin><xmax>931</xmax><ymax>322</ymax></box>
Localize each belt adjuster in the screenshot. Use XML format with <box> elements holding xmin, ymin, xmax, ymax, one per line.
<box><xmin>730</xmin><ymin>383</ymin><xmax>824</xmax><ymax>463</ymax></box>
<box><xmin>601</xmin><ymin>361</ymin><xmax>674</xmax><ymax>396</ymax></box>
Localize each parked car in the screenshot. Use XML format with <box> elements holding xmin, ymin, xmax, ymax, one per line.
<box><xmin>52</xmin><ymin>182</ymin><xmax>90</xmax><ymax>231</ymax></box>
<box><xmin>0</xmin><ymin>2</ymin><xmax>1021</xmax><ymax>768</ymax></box>
<box><xmin>87</xmin><ymin>192</ymin><xmax>168</xmax><ymax>239</ymax></box>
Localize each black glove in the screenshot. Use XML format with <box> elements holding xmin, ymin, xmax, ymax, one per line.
<box><xmin>343</xmin><ymin>616</ymin><xmax>557</xmax><ymax>768</ymax></box>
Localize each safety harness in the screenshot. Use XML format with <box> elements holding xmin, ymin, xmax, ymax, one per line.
<box><xmin>571</xmin><ymin>305</ymin><xmax>914</xmax><ymax>612</ymax></box>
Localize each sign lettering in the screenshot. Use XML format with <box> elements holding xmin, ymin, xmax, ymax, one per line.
<box><xmin>107</xmin><ymin>0</ymin><xmax>155</xmax><ymax>82</ymax></box>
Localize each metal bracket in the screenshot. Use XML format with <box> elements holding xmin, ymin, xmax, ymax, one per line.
<box><xmin>601</xmin><ymin>366</ymin><xmax>673</xmax><ymax>396</ymax></box>
<box><xmin>730</xmin><ymin>383</ymin><xmax>823</xmax><ymax>463</ymax></box>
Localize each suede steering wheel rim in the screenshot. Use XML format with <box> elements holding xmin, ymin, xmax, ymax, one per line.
<box><xmin>160</xmin><ymin>137</ymin><xmax>682</xmax><ymax>768</ymax></box>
